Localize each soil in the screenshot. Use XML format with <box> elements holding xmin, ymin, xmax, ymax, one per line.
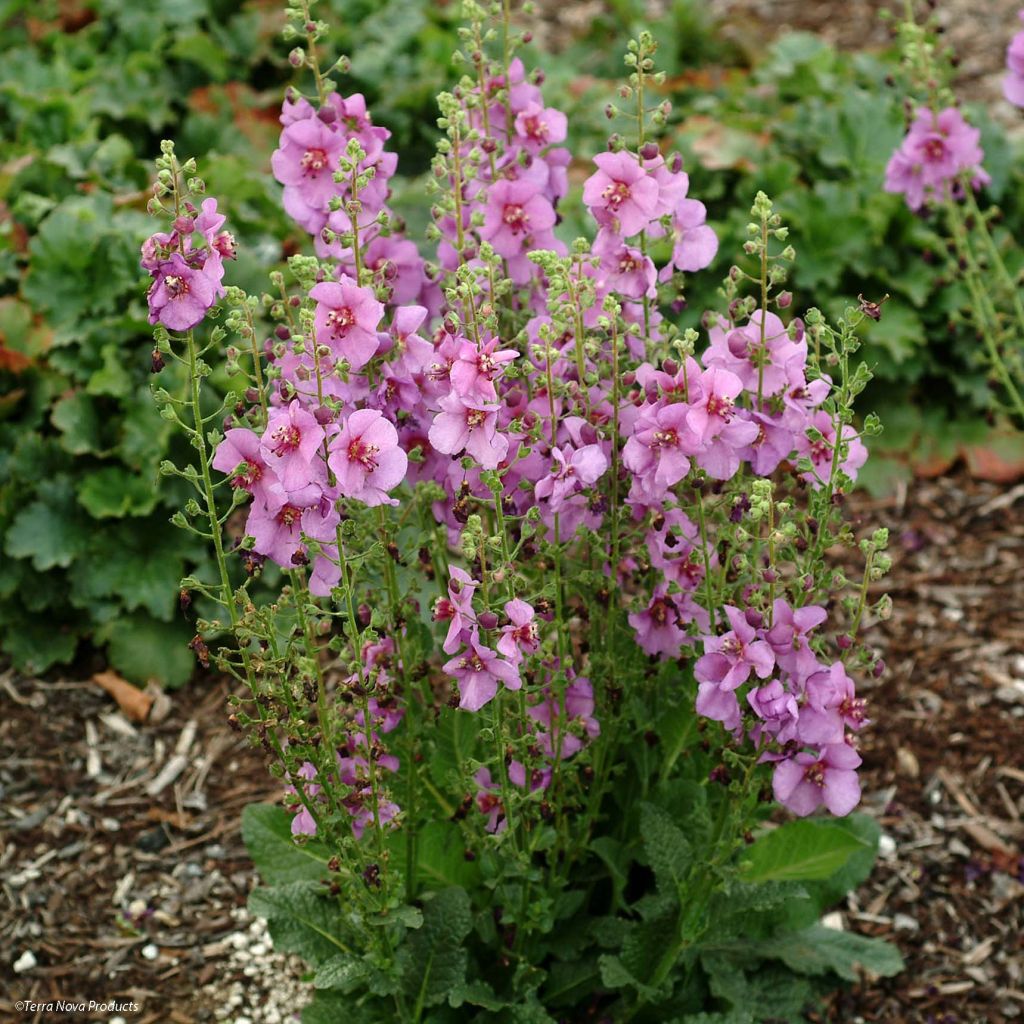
<box><xmin>2</xmin><ymin>471</ymin><xmax>1022</xmax><ymax>1023</ymax></box>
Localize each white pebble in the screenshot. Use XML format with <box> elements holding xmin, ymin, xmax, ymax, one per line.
<box><xmin>249</xmin><ymin>942</ymin><xmax>267</xmax><ymax>957</ymax></box>
<box><xmin>13</xmin><ymin>950</ymin><xmax>37</xmax><ymax>973</ymax></box>
<box><xmin>141</xmin><ymin>943</ymin><xmax>159</xmax><ymax>960</ymax></box>
<box><xmin>878</xmin><ymin>833</ymin><xmax>896</xmax><ymax>857</ymax></box>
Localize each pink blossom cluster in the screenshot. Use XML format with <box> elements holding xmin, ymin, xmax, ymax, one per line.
<box><xmin>212</xmin><ymin>55</ymin><xmax>874</xmax><ymax>835</ymax></box>
<box><xmin>693</xmin><ymin>602</ymin><xmax>868</xmax><ymax>817</ymax></box>
<box><xmin>141</xmin><ymin>198</ymin><xmax>237</xmax><ymax>330</ymax></box>
<box><xmin>271</xmin><ymin>90</ymin><xmax>430</xmax><ymax>310</ymax></box>
<box><xmin>884</xmin><ymin>106</ymin><xmax>989</xmax><ymax>211</ymax></box>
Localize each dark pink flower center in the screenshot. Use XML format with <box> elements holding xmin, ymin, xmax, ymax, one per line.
<box><xmin>602</xmin><ymin>180</ymin><xmax>632</xmax><ymax>210</ymax></box>
<box><xmin>277</xmin><ymin>505</ymin><xmax>302</xmax><ymax>526</ymax></box>
<box><xmin>460</xmin><ymin>653</ymin><xmax>485</xmax><ymax>672</ymax></box>
<box><xmin>466</xmin><ymin>408</ymin><xmax>488</xmax><ymax>429</ymax></box>
<box><xmin>347</xmin><ymin>436</ymin><xmax>380</xmax><ymax>471</ymax></box>
<box><xmin>650</xmin><ymin>600</ymin><xmax>671</xmax><ymax>626</ymax></box>
<box><xmin>803</xmin><ymin>760</ymin><xmax>827</xmax><ymax>788</ymax></box>
<box><xmin>270</xmin><ymin>424</ymin><xmax>302</xmax><ymax>454</ymax></box>
<box><xmin>651</xmin><ymin>428</ymin><xmax>679</xmax><ymax>450</ymax></box>
<box><xmin>301</xmin><ymin>148</ymin><xmax>330</xmax><ymax>174</ymax></box>
<box><xmin>617</xmin><ymin>252</ymin><xmax>640</xmax><ymax>274</ymax></box>
<box><xmin>810</xmin><ymin>439</ymin><xmax>831</xmax><ymax>463</ymax></box>
<box><xmin>325</xmin><ymin>307</ymin><xmax>356</xmax><ymax>336</ymax></box>
<box><xmin>502</xmin><ymin>204</ymin><xmax>530</xmax><ymax>233</ymax></box>
<box><xmin>706</xmin><ymin>393</ymin><xmax>734</xmax><ymax>420</ymax></box>
<box><xmin>922</xmin><ymin>137</ymin><xmax>947</xmax><ymax>162</ymax></box>
<box><xmin>721</xmin><ymin>636</ymin><xmax>743</xmax><ymax>657</ymax></box>
<box><xmin>521</xmin><ymin>114</ymin><xmax>547</xmax><ymax>141</ymax></box>
<box><xmin>839</xmin><ymin>695</ymin><xmax>868</xmax><ymax>726</ymax></box>
<box><xmin>164</xmin><ymin>274</ymin><xmax>189</xmax><ymax>298</ymax></box>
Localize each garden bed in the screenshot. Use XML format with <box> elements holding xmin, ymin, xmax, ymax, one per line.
<box><xmin>2</xmin><ymin>470</ymin><xmax>1021</xmax><ymax>1023</ymax></box>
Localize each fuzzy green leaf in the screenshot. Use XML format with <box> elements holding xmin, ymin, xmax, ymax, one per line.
<box><xmin>242</xmin><ymin>803</ymin><xmax>332</xmax><ymax>885</ymax></box>
<box><xmin>249</xmin><ymin>881</ymin><xmax>351</xmax><ymax>968</ymax></box>
<box><xmin>397</xmin><ymin>887</ymin><xmax>472</xmax><ymax>1009</ymax></box>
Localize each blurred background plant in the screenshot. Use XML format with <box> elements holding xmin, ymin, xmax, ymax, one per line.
<box><xmin>2</xmin><ymin>0</ymin><xmax>1021</xmax><ymax>683</ymax></box>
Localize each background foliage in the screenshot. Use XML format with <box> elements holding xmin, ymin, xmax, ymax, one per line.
<box><xmin>1</xmin><ymin>0</ymin><xmax>1019</xmax><ymax>682</ymax></box>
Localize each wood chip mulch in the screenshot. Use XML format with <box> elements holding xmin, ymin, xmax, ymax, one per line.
<box><xmin>1</xmin><ymin>471</ymin><xmax>1022</xmax><ymax>1022</ymax></box>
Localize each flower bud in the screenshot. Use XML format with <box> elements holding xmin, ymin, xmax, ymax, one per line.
<box><xmin>478</xmin><ymin>611</ymin><xmax>499</xmax><ymax>630</ymax></box>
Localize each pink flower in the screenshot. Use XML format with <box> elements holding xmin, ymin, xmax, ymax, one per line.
<box><xmin>443</xmin><ymin>630</ymin><xmax>522</xmax><ymax>712</ymax></box>
<box><xmin>747</xmin><ymin>680</ymin><xmax>800</xmax><ymax>745</ymax></box>
<box><xmin>1005</xmin><ymin>13</ymin><xmax>1024</xmax><ymax>107</ymax></box>
<box><xmin>685</xmin><ymin>366</ymin><xmax>745</xmax><ymax>444</ymax></box>
<box><xmin>327</xmin><ymin>408</ymin><xmax>408</xmax><ymax>506</ymax></box>
<box><xmin>259</xmin><ymin>400</ymin><xmax>325</xmax><ymax>492</ymax></box>
<box><xmin>628</xmin><ymin>585</ymin><xmax>689</xmax><ymax>658</ymax></box>
<box><xmin>694</xmin><ymin>606</ymin><xmax>775</xmax><ymax>691</ymax></box>
<box><xmin>434</xmin><ymin>566</ymin><xmax>479</xmax><ymax>655</ymax></box>
<box><xmin>795</xmin><ymin>411</ymin><xmax>868</xmax><ymax>487</ymax></box>
<box><xmin>772</xmin><ymin>742</ymin><xmax>862</xmax><ymax>817</ymax></box>
<box><xmin>212</xmin><ymin>428</ymin><xmax>284</xmax><ymax>506</ymax></box>
<box><xmin>534</xmin><ymin>443</ymin><xmax>608</xmax><ymax>511</ymax></box>
<box><xmin>497</xmin><ymin>598</ymin><xmax>539</xmax><ymax>663</ymax></box>
<box><xmin>246</xmin><ymin>486</ymin><xmax>322</xmax><ymax>567</ymax></box>
<box><xmin>271</xmin><ymin>117</ymin><xmax>347</xmax><ymax>232</ymax></box>
<box><xmin>593</xmin><ymin>228</ymin><xmax>656</xmax><ymax>299</ymax></box>
<box><xmin>450</xmin><ymin>336</ymin><xmax>519</xmax><ymax>402</ymax></box>
<box><xmin>285</xmin><ymin>762</ymin><xmax>321</xmax><ymax>837</ymax></box>
<box><xmin>665</xmin><ymin>198</ymin><xmax>718</xmax><ymax>275</ymax></box>
<box><xmin>884</xmin><ymin>107</ymin><xmax>988</xmax><ymax>211</ymax></box>
<box><xmin>766</xmin><ymin>599</ymin><xmax>828</xmax><ymax>679</ymax></box>
<box><xmin>582</xmin><ymin>151</ymin><xmax>660</xmax><ymax>237</ymax></box>
<box><xmin>513</xmin><ymin>101</ymin><xmax>568</xmax><ymax>151</ymax></box>
<box><xmin>623</xmin><ymin>402</ymin><xmax>699</xmax><ymax>501</ymax></box>
<box><xmin>428</xmin><ymin>393</ymin><xmax>509</xmax><ymax>469</ymax></box>
<box><xmin>479</xmin><ymin>178</ymin><xmax>557</xmax><ymax>259</ymax></box>
<box><xmin>310</xmin><ymin>277</ymin><xmax>384</xmax><ymax>370</ymax></box>
<box><xmin>146</xmin><ymin>253</ymin><xmax>216</xmax><ymax>331</ymax></box>
<box><xmin>798</xmin><ymin>662</ymin><xmax>869</xmax><ymax>745</ymax></box>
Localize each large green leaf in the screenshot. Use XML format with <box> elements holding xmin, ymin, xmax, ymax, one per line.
<box><xmin>415</xmin><ymin>820</ymin><xmax>480</xmax><ymax>890</ymax></box>
<box><xmin>396</xmin><ymin>887</ymin><xmax>472</xmax><ymax>1010</ymax></box>
<box><xmin>249</xmin><ymin>881</ymin><xmax>351</xmax><ymax>968</ymax></box>
<box><xmin>749</xmin><ymin>925</ymin><xmax>904</xmax><ymax>981</ymax></box>
<box><xmin>5</xmin><ymin>493</ymin><xmax>90</xmax><ymax>570</ymax></box>
<box><xmin>640</xmin><ymin>802</ymin><xmax>692</xmax><ymax>896</ymax></box>
<box><xmin>740</xmin><ymin>819</ymin><xmax>871</xmax><ymax>884</ymax></box>
<box><xmin>242</xmin><ymin>803</ymin><xmax>333</xmax><ymax>885</ymax></box>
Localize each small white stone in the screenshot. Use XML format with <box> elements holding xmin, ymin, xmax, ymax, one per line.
<box><xmin>820</xmin><ymin>911</ymin><xmax>845</xmax><ymax>931</ymax></box>
<box><xmin>141</xmin><ymin>943</ymin><xmax>159</xmax><ymax>960</ymax></box>
<box><xmin>101</xmin><ymin>817</ymin><xmax>121</xmax><ymax>832</ymax></box>
<box><xmin>249</xmin><ymin>942</ymin><xmax>267</xmax><ymax>957</ymax></box>
<box><xmin>878</xmin><ymin>833</ymin><xmax>896</xmax><ymax>857</ymax></box>
<box><xmin>13</xmin><ymin>950</ymin><xmax>37</xmax><ymax>973</ymax></box>
<box><xmin>893</xmin><ymin>912</ymin><xmax>920</xmax><ymax>933</ymax></box>
<box><xmin>111</xmin><ymin>1017</ymin><xmax>127</xmax><ymax>1024</ymax></box>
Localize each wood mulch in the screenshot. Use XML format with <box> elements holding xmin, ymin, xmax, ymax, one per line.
<box><xmin>1</xmin><ymin>471</ymin><xmax>1022</xmax><ymax>1022</ymax></box>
